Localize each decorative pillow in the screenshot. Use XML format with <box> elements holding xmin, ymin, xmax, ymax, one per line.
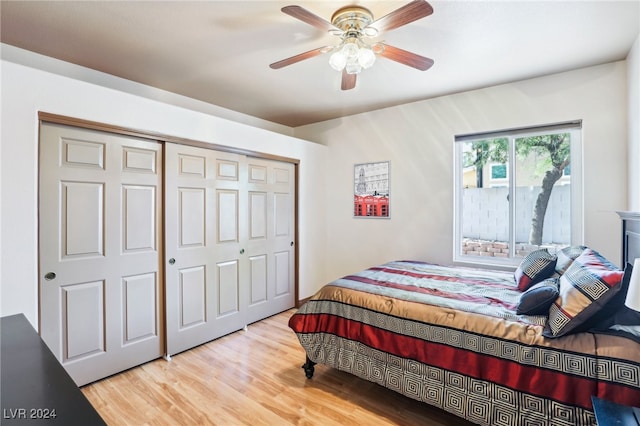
<box><xmin>554</xmin><ymin>245</ymin><xmax>588</xmax><ymax>275</ymax></box>
<box><xmin>581</xmin><ymin>262</ymin><xmax>639</xmax><ymax>333</ymax></box>
<box><xmin>516</xmin><ymin>277</ymin><xmax>559</xmax><ymax>315</ymax></box>
<box><xmin>514</xmin><ymin>249</ymin><xmax>557</xmax><ymax>291</ymax></box>
<box><xmin>543</xmin><ymin>248</ymin><xmax>624</xmax><ymax>338</ymax></box>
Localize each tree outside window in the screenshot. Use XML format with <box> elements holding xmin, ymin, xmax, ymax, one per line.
<box><xmin>455</xmin><ymin>123</ymin><xmax>582</xmax><ymax>264</ymax></box>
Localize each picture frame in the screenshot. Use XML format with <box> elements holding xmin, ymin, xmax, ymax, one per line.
<box><xmin>354</xmin><ymin>161</ymin><xmax>390</xmax><ymax>218</ymax></box>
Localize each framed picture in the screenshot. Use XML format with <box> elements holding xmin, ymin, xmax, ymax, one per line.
<box><xmin>354</xmin><ymin>161</ymin><xmax>390</xmax><ymax>218</ymax></box>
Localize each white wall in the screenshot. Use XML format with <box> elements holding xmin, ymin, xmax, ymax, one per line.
<box><xmin>628</xmin><ymin>34</ymin><xmax>640</xmax><ymax>211</ymax></box>
<box><xmin>1</xmin><ymin>44</ymin><xmax>295</xmax><ymax>138</ymax></box>
<box><xmin>0</xmin><ymin>55</ymin><xmax>328</xmax><ymax>328</ymax></box>
<box><xmin>296</xmin><ymin>61</ymin><xmax>629</xmax><ymax>280</ymax></box>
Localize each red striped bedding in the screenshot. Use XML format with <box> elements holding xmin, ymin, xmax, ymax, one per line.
<box><xmin>289</xmin><ymin>261</ymin><xmax>640</xmax><ymax>425</ymax></box>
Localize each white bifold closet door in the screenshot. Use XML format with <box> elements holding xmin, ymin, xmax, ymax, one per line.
<box><xmin>164</xmin><ymin>143</ymin><xmax>295</xmax><ymax>356</ymax></box>
<box><xmin>39</xmin><ymin>123</ymin><xmax>163</xmax><ymax>386</ymax></box>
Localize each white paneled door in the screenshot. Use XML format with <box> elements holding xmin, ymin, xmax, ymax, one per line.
<box><xmin>39</xmin><ymin>123</ymin><xmax>163</xmax><ymax>386</ymax></box>
<box><xmin>164</xmin><ymin>144</ymin><xmax>295</xmax><ymax>356</ymax></box>
<box><xmin>39</xmin><ymin>123</ymin><xmax>295</xmax><ymax>381</ymax></box>
<box><xmin>245</xmin><ymin>157</ymin><xmax>296</xmax><ymax>325</ymax></box>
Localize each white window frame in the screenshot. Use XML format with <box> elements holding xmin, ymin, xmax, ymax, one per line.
<box><xmin>453</xmin><ymin>122</ymin><xmax>583</xmax><ymax>268</ymax></box>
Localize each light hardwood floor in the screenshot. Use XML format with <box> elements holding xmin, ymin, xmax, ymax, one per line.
<box><xmin>82</xmin><ymin>309</ymin><xmax>473</xmax><ymax>425</ymax></box>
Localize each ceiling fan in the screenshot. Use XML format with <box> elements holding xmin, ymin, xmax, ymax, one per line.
<box><xmin>269</xmin><ymin>0</ymin><xmax>434</xmax><ymax>90</ymax></box>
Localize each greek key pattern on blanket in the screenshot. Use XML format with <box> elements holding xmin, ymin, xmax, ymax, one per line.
<box><xmin>300</xmin><ymin>333</ymin><xmax>596</xmax><ymax>426</ymax></box>
<box><xmin>305</xmin><ymin>300</ymin><xmax>606</xmax><ymax>379</ymax></box>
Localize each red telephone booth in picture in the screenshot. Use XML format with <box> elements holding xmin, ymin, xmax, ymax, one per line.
<box><xmin>354</xmin><ymin>195</ymin><xmax>389</xmax><ymax>217</ymax></box>
<box><xmin>372</xmin><ymin>196</ymin><xmax>381</xmax><ymax>216</ymax></box>
<box><xmin>371</xmin><ymin>196</ymin><xmax>389</xmax><ymax>217</ymax></box>
<box><xmin>378</xmin><ymin>196</ymin><xmax>389</xmax><ymax>217</ymax></box>
<box><xmin>364</xmin><ymin>195</ymin><xmax>375</xmax><ymax>216</ymax></box>
<box><xmin>354</xmin><ymin>195</ymin><xmax>365</xmax><ymax>216</ymax></box>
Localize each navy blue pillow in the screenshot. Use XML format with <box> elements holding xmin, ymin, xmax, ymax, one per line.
<box><xmin>516</xmin><ymin>277</ymin><xmax>559</xmax><ymax>315</ymax></box>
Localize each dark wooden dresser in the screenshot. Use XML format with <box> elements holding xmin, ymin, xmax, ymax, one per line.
<box><xmin>1</xmin><ymin>314</ymin><xmax>106</xmax><ymax>425</ymax></box>
<box><xmin>618</xmin><ymin>211</ymin><xmax>640</xmax><ymax>267</ymax></box>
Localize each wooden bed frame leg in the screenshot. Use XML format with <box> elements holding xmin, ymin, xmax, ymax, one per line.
<box><xmin>302</xmin><ymin>356</ymin><xmax>316</xmax><ymax>379</ymax></box>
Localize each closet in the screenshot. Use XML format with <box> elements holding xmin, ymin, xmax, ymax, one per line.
<box><xmin>164</xmin><ymin>143</ymin><xmax>295</xmax><ymax>356</ymax></box>
<box><xmin>38</xmin><ymin>119</ymin><xmax>296</xmax><ymax>385</ymax></box>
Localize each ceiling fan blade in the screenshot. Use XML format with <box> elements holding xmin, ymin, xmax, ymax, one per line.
<box><xmin>341</xmin><ymin>70</ymin><xmax>357</xmax><ymax>90</ymax></box>
<box><xmin>281</xmin><ymin>5</ymin><xmax>340</xmax><ymax>32</ymax></box>
<box><xmin>378</xmin><ymin>43</ymin><xmax>434</xmax><ymax>71</ymax></box>
<box><xmin>269</xmin><ymin>46</ymin><xmax>332</xmax><ymax>69</ymax></box>
<box><xmin>366</xmin><ymin>0</ymin><xmax>433</xmax><ymax>33</ymax></box>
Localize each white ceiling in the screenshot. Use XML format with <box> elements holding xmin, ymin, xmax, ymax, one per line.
<box><xmin>1</xmin><ymin>1</ymin><xmax>639</xmax><ymax>127</ymax></box>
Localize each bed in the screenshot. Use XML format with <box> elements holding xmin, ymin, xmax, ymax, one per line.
<box><xmin>289</xmin><ymin>234</ymin><xmax>640</xmax><ymax>424</ymax></box>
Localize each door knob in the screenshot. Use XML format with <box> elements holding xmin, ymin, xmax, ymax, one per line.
<box><xmin>240</xmin><ymin>249</ymin><xmax>245</xmax><ymax>254</ymax></box>
<box><xmin>44</xmin><ymin>272</ymin><xmax>56</xmax><ymax>281</ymax></box>
<box><xmin>290</xmin><ymin>241</ymin><xmax>294</xmax><ymax>246</ymax></box>
<box><xmin>168</xmin><ymin>258</ymin><xmax>176</xmax><ymax>265</ymax></box>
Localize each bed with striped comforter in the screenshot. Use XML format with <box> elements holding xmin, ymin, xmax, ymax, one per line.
<box><xmin>288</xmin><ymin>261</ymin><xmax>640</xmax><ymax>425</ymax></box>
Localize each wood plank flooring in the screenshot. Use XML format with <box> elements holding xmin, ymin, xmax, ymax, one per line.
<box><xmin>82</xmin><ymin>309</ymin><xmax>473</xmax><ymax>425</ymax></box>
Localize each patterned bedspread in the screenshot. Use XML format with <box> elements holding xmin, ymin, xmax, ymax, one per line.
<box><xmin>289</xmin><ymin>261</ymin><xmax>640</xmax><ymax>425</ymax></box>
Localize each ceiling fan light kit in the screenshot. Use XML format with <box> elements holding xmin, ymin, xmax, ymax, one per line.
<box><xmin>328</xmin><ymin>38</ymin><xmax>376</xmax><ymax>74</ymax></box>
<box><xmin>270</xmin><ymin>0</ymin><xmax>434</xmax><ymax>90</ymax></box>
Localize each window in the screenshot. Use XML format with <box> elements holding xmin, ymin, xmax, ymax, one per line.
<box><xmin>454</xmin><ymin>122</ymin><xmax>583</xmax><ymax>266</ymax></box>
<box><xmin>491</xmin><ymin>164</ymin><xmax>507</xmax><ymax>180</ymax></box>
